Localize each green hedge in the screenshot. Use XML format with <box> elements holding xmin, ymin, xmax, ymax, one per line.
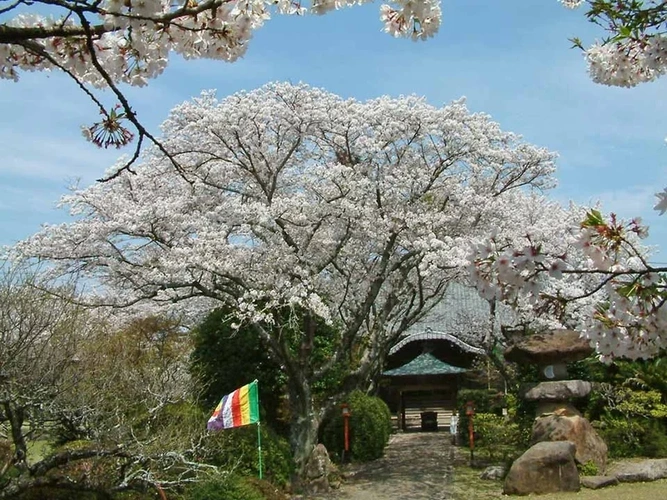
<box><xmin>321</xmin><ymin>390</ymin><xmax>392</xmax><ymax>462</ymax></box>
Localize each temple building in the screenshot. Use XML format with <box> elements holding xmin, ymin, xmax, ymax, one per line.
<box><xmin>379</xmin><ymin>283</ymin><xmax>516</xmax><ymax>432</ymax></box>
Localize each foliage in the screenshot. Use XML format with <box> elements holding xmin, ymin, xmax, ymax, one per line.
<box><xmin>55</xmin><ymin>315</ymin><xmax>195</xmax><ymax>447</ymax></box>
<box><xmin>470</xmin><ymin>413</ymin><xmax>522</xmax><ymax>463</ymax></box>
<box><xmin>321</xmin><ymin>390</ymin><xmax>392</xmax><ymax>463</ymax></box>
<box><xmin>470</xmin><ymin>207</ymin><xmax>665</xmax><ymax>361</ymax></box>
<box><xmin>0</xmin><ymin>262</ymin><xmax>218</xmax><ymax>499</ymax></box>
<box><xmin>178</xmin><ymin>473</ymin><xmax>265</xmax><ymax>500</ymax></box>
<box><xmin>202</xmin><ymin>424</ymin><xmax>293</xmax><ymax>488</ymax></box>
<box><xmin>614</xmin><ymin>388</ymin><xmax>667</xmax><ymax>418</ymax></box>
<box><xmin>568</xmin><ymin>1</ymin><xmax>667</xmax><ymax>87</ymax></box>
<box><xmin>190</xmin><ymin>307</ymin><xmax>287</xmax><ymax>430</ymax></box>
<box><xmin>597</xmin><ymin>416</ymin><xmax>648</xmax><ymax>458</ymax></box>
<box><xmin>596</xmin><ymin>390</ymin><xmax>667</xmax><ymax>459</ymax></box>
<box><xmin>578</xmin><ymin>459</ymin><xmax>600</xmax><ymax>476</ymax></box>
<box><xmin>14</xmin><ymin>489</ymin><xmax>102</xmax><ymax>500</ymax></box>
<box><xmin>456</xmin><ymin>389</ymin><xmax>507</xmax><ymax>415</ymax></box>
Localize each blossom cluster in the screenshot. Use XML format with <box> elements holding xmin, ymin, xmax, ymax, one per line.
<box><xmin>2</xmin><ymin>1</ymin><xmax>606</xmax><ymax>89</ymax></box>
<box><xmin>586</xmin><ymin>37</ymin><xmax>667</xmax><ymax>88</ymax></box>
<box><xmin>469</xmin><ymin>209</ymin><xmax>667</xmax><ymax>361</ymax></box>
<box><xmin>1</xmin><ymin>0</ymin><xmax>444</xmax><ymax>88</ymax></box>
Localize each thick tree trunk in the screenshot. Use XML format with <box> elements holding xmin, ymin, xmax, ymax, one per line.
<box><xmin>3</xmin><ymin>402</ymin><xmax>27</xmax><ymax>466</ymax></box>
<box><xmin>287</xmin><ymin>377</ymin><xmax>320</xmax><ymax>476</ymax></box>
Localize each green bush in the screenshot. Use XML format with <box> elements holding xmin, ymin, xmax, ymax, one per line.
<box><xmin>456</xmin><ymin>389</ymin><xmax>506</xmax><ymax>415</ymax></box>
<box><xmin>203</xmin><ymin>425</ymin><xmax>293</xmax><ymax>487</ymax></box>
<box><xmin>190</xmin><ymin>308</ymin><xmax>287</xmax><ymax>432</ymax></box>
<box><xmin>470</xmin><ymin>412</ymin><xmax>522</xmax><ymax>463</ymax></box>
<box><xmin>594</xmin><ymin>387</ymin><xmax>667</xmax><ymax>459</ymax></box>
<box><xmin>321</xmin><ymin>390</ymin><xmax>392</xmax><ymax>463</ymax></box>
<box><xmin>640</xmin><ymin>420</ymin><xmax>667</xmax><ymax>458</ymax></box>
<box><xmin>577</xmin><ymin>460</ymin><xmax>600</xmax><ymax>476</ymax></box>
<box><xmin>595</xmin><ymin>418</ymin><xmax>667</xmax><ymax>460</ymax></box>
<box><xmin>180</xmin><ymin>474</ymin><xmax>264</xmax><ymax>500</ymax></box>
<box><xmin>16</xmin><ymin>489</ymin><xmax>101</xmax><ymax>500</ymax></box>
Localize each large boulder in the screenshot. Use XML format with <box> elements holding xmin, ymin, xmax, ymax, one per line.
<box><xmin>607</xmin><ymin>459</ymin><xmax>667</xmax><ymax>483</ymax></box>
<box><xmin>504</xmin><ymin>329</ymin><xmax>593</xmax><ymax>366</ymax></box>
<box><xmin>503</xmin><ymin>441</ymin><xmax>580</xmax><ymax>495</ymax></box>
<box><xmin>523</xmin><ymin>380</ymin><xmax>592</xmax><ymax>401</ymax></box>
<box><xmin>531</xmin><ymin>413</ymin><xmax>607</xmax><ymax>472</ymax></box>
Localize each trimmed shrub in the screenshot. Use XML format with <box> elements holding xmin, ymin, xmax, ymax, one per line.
<box><xmin>456</xmin><ymin>389</ymin><xmax>506</xmax><ymax>415</ymax></box>
<box><xmin>321</xmin><ymin>390</ymin><xmax>392</xmax><ymax>462</ymax></box>
<box><xmin>470</xmin><ymin>413</ymin><xmax>522</xmax><ymax>463</ymax></box>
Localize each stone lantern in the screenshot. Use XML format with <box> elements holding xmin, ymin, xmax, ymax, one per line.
<box><xmin>502</xmin><ymin>329</ymin><xmax>608</xmax><ymax>495</ymax></box>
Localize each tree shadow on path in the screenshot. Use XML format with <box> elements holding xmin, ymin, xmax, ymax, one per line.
<box><xmin>312</xmin><ymin>432</ymin><xmax>467</xmax><ymax>500</ymax></box>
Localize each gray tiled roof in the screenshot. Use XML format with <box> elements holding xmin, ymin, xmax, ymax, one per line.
<box><xmin>399</xmin><ymin>282</ymin><xmax>517</xmax><ymax>349</ymax></box>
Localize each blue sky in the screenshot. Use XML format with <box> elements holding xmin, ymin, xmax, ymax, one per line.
<box><xmin>2</xmin><ymin>1</ymin><xmax>667</xmax><ymax>261</ymax></box>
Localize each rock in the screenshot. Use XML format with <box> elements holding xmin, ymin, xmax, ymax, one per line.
<box><xmin>503</xmin><ymin>441</ymin><xmax>580</xmax><ymax>495</ymax></box>
<box><xmin>306</xmin><ymin>476</ymin><xmax>330</xmax><ymax>494</ymax></box>
<box><xmin>580</xmin><ymin>475</ymin><xmax>619</xmax><ymax>489</ymax></box>
<box><xmin>504</xmin><ymin>329</ymin><xmax>593</xmax><ymax>366</ymax></box>
<box><xmin>608</xmin><ymin>459</ymin><xmax>667</xmax><ymax>483</ymax></box>
<box><xmin>531</xmin><ymin>413</ymin><xmax>607</xmax><ymax>472</ymax></box>
<box><xmin>480</xmin><ymin>465</ymin><xmax>507</xmax><ymax>480</ymax></box>
<box><xmin>535</xmin><ymin>402</ymin><xmax>581</xmax><ymax>418</ymax></box>
<box><xmin>304</xmin><ymin>443</ymin><xmax>337</xmax><ymax>493</ymax></box>
<box><xmin>523</xmin><ymin>380</ymin><xmax>592</xmax><ymax>401</ymax></box>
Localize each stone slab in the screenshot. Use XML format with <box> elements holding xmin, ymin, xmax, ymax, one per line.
<box><xmin>608</xmin><ymin>459</ymin><xmax>667</xmax><ymax>483</ymax></box>
<box><xmin>523</xmin><ymin>380</ymin><xmax>592</xmax><ymax>401</ymax></box>
<box><xmin>504</xmin><ymin>329</ymin><xmax>593</xmax><ymax>365</ymax></box>
<box><xmin>580</xmin><ymin>475</ymin><xmax>619</xmax><ymax>489</ymax></box>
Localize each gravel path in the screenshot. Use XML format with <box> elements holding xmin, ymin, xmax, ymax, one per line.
<box><xmin>314</xmin><ymin>432</ymin><xmax>462</xmax><ymax>500</ymax></box>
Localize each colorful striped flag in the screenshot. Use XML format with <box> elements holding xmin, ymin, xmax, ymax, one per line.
<box><xmin>207</xmin><ymin>380</ymin><xmax>260</xmax><ymax>431</ymax></box>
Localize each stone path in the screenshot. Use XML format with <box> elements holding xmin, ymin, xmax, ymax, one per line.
<box><xmin>315</xmin><ymin>432</ymin><xmax>462</xmax><ymax>500</ymax></box>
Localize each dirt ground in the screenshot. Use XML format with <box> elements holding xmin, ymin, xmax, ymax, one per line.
<box><xmin>305</xmin><ymin>432</ymin><xmax>465</xmax><ymax>500</ymax></box>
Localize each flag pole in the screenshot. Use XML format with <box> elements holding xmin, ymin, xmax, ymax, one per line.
<box><xmin>257</xmin><ymin>419</ymin><xmax>263</xmax><ymax>480</ymax></box>
<box><xmin>254</xmin><ymin>379</ymin><xmax>263</xmax><ymax>480</ymax></box>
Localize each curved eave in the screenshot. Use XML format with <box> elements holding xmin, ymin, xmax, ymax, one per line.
<box><xmin>389</xmin><ymin>330</ymin><xmax>486</xmax><ymax>356</ymax></box>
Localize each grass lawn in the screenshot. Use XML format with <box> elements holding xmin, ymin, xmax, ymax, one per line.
<box><xmin>452</xmin><ymin>465</ymin><xmax>667</xmax><ymax>499</ymax></box>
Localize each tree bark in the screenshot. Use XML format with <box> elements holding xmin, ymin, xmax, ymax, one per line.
<box><xmin>3</xmin><ymin>402</ymin><xmax>27</xmax><ymax>466</ymax></box>
<box><xmin>287</xmin><ymin>376</ymin><xmax>320</xmax><ymax>476</ymax></box>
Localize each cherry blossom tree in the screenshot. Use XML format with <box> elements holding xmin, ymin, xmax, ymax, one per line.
<box><xmin>14</xmin><ymin>82</ymin><xmax>566</xmax><ymax>471</ymax></box>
